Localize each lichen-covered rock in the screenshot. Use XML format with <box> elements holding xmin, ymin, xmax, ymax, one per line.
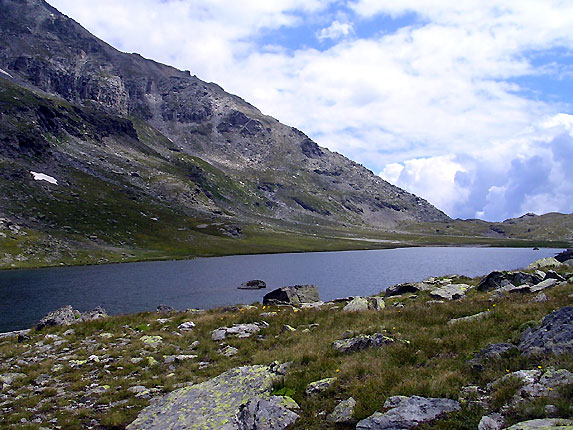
<box><xmin>356</xmin><ymin>395</ymin><xmax>461</xmax><ymax>429</ymax></box>
<box><xmin>327</xmin><ymin>397</ymin><xmax>357</xmax><ymax>424</ymax></box>
<box><xmin>305</xmin><ymin>377</ymin><xmax>337</xmax><ymax>396</ymax></box>
<box><xmin>126</xmin><ymin>365</ymin><xmax>284</xmax><ymax>430</ymax></box>
<box><xmin>140</xmin><ymin>335</ymin><xmax>163</xmax><ymax>347</ymax></box>
<box><xmin>519</xmin><ymin>306</ymin><xmax>573</xmax><ymax>356</ymax></box>
<box><xmin>333</xmin><ymin>333</ymin><xmax>394</xmax><ymax>354</ymax></box>
<box><xmin>506</xmin><ymin>419</ymin><xmax>573</xmax><ymax>429</ymax></box>
<box><xmin>235</xmin><ymin>397</ymin><xmax>299</xmax><ymax>430</ymax></box>
<box><xmin>262</xmin><ymin>285</ymin><xmax>320</xmax><ymax>305</ymax></box>
<box><xmin>80</xmin><ymin>306</ymin><xmax>108</xmax><ymax>322</ymax></box>
<box><xmin>429</xmin><ymin>283</ymin><xmax>471</xmax><ymax>300</ymax></box>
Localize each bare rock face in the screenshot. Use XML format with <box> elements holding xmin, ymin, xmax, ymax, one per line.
<box><xmin>126</xmin><ymin>365</ymin><xmax>292</xmax><ymax>430</ymax></box>
<box><xmin>262</xmin><ymin>285</ymin><xmax>320</xmax><ymax>305</ymax></box>
<box><xmin>519</xmin><ymin>306</ymin><xmax>573</xmax><ymax>356</ymax></box>
<box><xmin>356</xmin><ymin>395</ymin><xmax>461</xmax><ymax>430</ymax></box>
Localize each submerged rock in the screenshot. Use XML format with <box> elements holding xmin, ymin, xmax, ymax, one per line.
<box><xmin>126</xmin><ymin>365</ymin><xmax>287</xmax><ymax>430</ymax></box>
<box><xmin>519</xmin><ymin>306</ymin><xmax>573</xmax><ymax>356</ymax></box>
<box><xmin>262</xmin><ymin>285</ymin><xmax>319</xmax><ymax>305</ymax></box>
<box><xmin>356</xmin><ymin>395</ymin><xmax>461</xmax><ymax>430</ymax></box>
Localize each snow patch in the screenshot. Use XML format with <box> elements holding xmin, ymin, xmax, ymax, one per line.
<box><xmin>30</xmin><ymin>171</ymin><xmax>58</xmax><ymax>185</ymax></box>
<box><xmin>0</xmin><ymin>68</ymin><xmax>13</xmax><ymax>78</ymax></box>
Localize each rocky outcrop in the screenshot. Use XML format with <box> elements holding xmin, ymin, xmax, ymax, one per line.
<box><xmin>238</xmin><ymin>280</ymin><xmax>266</xmax><ymax>290</ymax></box>
<box><xmin>519</xmin><ymin>306</ymin><xmax>573</xmax><ymax>356</ymax></box>
<box><xmin>356</xmin><ymin>395</ymin><xmax>461</xmax><ymax>429</ymax></box>
<box><xmin>527</xmin><ymin>258</ymin><xmax>562</xmax><ymax>269</ymax></box>
<box><xmin>36</xmin><ymin>305</ymin><xmax>108</xmax><ymax>330</ymax></box>
<box><xmin>333</xmin><ymin>333</ymin><xmax>394</xmax><ymax>354</ymax></box>
<box><xmin>262</xmin><ymin>285</ymin><xmax>320</xmax><ymax>305</ymax></box>
<box><xmin>126</xmin><ymin>365</ymin><xmax>292</xmax><ymax>430</ymax></box>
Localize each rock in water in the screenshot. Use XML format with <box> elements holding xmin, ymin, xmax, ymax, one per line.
<box><xmin>356</xmin><ymin>395</ymin><xmax>461</xmax><ymax>429</ymax></box>
<box><xmin>127</xmin><ymin>365</ymin><xmax>290</xmax><ymax>430</ymax></box>
<box><xmin>238</xmin><ymin>280</ymin><xmax>267</xmax><ymax>289</ymax></box>
<box><xmin>262</xmin><ymin>285</ymin><xmax>319</xmax><ymax>305</ymax></box>
<box><xmin>519</xmin><ymin>306</ymin><xmax>573</xmax><ymax>356</ymax></box>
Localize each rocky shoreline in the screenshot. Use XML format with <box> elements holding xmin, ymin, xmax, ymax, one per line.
<box><xmin>1</xmin><ymin>253</ymin><xmax>572</xmax><ymax>429</ymax></box>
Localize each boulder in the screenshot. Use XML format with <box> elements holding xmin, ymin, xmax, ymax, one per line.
<box><xmin>178</xmin><ymin>321</ymin><xmax>196</xmax><ymax>331</ymax></box>
<box><xmin>356</xmin><ymin>395</ymin><xmax>461</xmax><ymax>430</ymax></box>
<box><xmin>448</xmin><ymin>311</ymin><xmax>489</xmax><ymax>325</ymax></box>
<box><xmin>262</xmin><ymin>285</ymin><xmax>319</xmax><ymax>305</ymax></box>
<box><xmin>467</xmin><ymin>343</ymin><xmax>518</xmax><ymax>371</ymax></box>
<box><xmin>156</xmin><ymin>304</ymin><xmax>176</xmax><ymax>314</ymax></box>
<box><xmin>545</xmin><ymin>270</ymin><xmax>566</xmax><ymax>281</ymax></box>
<box><xmin>333</xmin><ymin>333</ymin><xmax>394</xmax><ymax>354</ymax></box>
<box><xmin>478</xmin><ymin>272</ymin><xmax>543</xmax><ymax>292</ymax></box>
<box><xmin>235</xmin><ymin>397</ymin><xmax>299</xmax><ymax>430</ymax></box>
<box><xmin>80</xmin><ymin>306</ymin><xmax>108</xmax><ymax>322</ymax></box>
<box><xmin>429</xmin><ymin>284</ymin><xmax>471</xmax><ymax>300</ymax></box>
<box><xmin>37</xmin><ymin>305</ymin><xmax>80</xmax><ymax>330</ymax></box>
<box><xmin>554</xmin><ymin>249</ymin><xmax>573</xmax><ymax>263</ymax></box>
<box><xmin>327</xmin><ymin>397</ymin><xmax>357</xmax><ymax>424</ymax></box>
<box><xmin>238</xmin><ymin>280</ymin><xmax>267</xmax><ymax>290</ymax></box>
<box><xmin>478</xmin><ymin>413</ymin><xmax>504</xmax><ymax>430</ymax></box>
<box><xmin>384</xmin><ymin>282</ymin><xmax>429</xmax><ymax>297</ymax></box>
<box><xmin>127</xmin><ymin>365</ymin><xmax>286</xmax><ymax>430</ymax></box>
<box><xmin>519</xmin><ymin>306</ymin><xmax>573</xmax><ymax>356</ymax></box>
<box><xmin>343</xmin><ymin>296</ymin><xmax>385</xmax><ymax>312</ymax></box>
<box><xmin>506</xmin><ymin>419</ymin><xmax>573</xmax><ymax>430</ymax></box>
<box><xmin>528</xmin><ymin>257</ymin><xmax>562</xmax><ymax>269</ymax></box>
<box><xmin>305</xmin><ymin>377</ymin><xmax>337</xmax><ymax>396</ymax></box>
<box><xmin>212</xmin><ymin>322</ymin><xmax>268</xmax><ymax>341</ymax></box>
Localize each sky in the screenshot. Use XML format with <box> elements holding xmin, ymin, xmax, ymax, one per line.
<box><xmin>48</xmin><ymin>0</ymin><xmax>573</xmax><ymax>221</ymax></box>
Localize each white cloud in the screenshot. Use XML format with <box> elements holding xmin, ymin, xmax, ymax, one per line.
<box><xmin>47</xmin><ymin>0</ymin><xmax>573</xmax><ymax>220</ymax></box>
<box><xmin>317</xmin><ymin>20</ymin><xmax>354</xmax><ymax>41</ymax></box>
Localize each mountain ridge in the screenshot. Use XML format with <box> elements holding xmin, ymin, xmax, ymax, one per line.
<box><xmin>0</xmin><ymin>0</ymin><xmax>570</xmax><ymax>269</ymax></box>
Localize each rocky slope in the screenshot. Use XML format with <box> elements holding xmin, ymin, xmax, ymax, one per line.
<box><xmin>0</xmin><ymin>0</ymin><xmax>449</xmax><ymax>266</ymax></box>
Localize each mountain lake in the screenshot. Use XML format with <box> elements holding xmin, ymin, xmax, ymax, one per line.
<box><xmin>0</xmin><ymin>246</ymin><xmax>563</xmax><ymax>332</ymax></box>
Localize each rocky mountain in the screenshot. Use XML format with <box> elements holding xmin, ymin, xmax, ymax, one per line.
<box><xmin>0</xmin><ymin>0</ymin><xmax>448</xmax><ymax>252</ymax></box>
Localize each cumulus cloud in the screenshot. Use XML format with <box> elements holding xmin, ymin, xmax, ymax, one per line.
<box><xmin>317</xmin><ymin>20</ymin><xmax>354</xmax><ymax>41</ymax></box>
<box><xmin>47</xmin><ymin>0</ymin><xmax>573</xmax><ymax>221</ymax></box>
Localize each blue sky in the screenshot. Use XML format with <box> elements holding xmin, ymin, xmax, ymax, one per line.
<box><xmin>49</xmin><ymin>0</ymin><xmax>573</xmax><ymax>221</ymax></box>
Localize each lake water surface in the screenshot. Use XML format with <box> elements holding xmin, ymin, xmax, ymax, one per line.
<box><xmin>0</xmin><ymin>247</ymin><xmax>562</xmax><ymax>332</ymax></box>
